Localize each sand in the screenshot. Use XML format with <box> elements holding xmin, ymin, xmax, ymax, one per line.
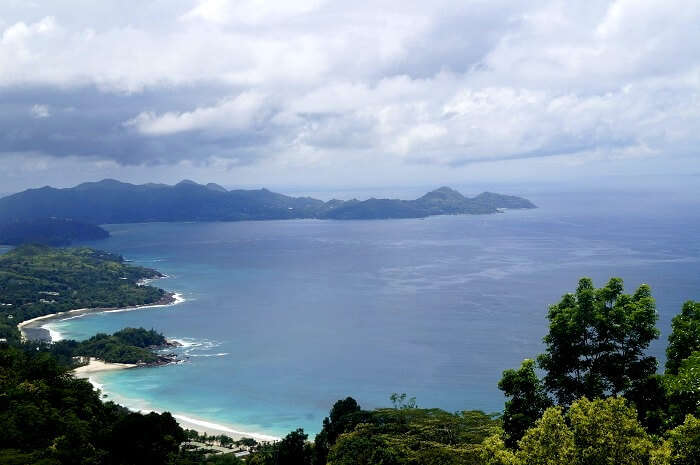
<box><xmin>72</xmin><ymin>357</ymin><xmax>137</xmax><ymax>375</ymax></box>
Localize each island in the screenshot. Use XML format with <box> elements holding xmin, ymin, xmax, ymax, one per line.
<box><xmin>0</xmin><ymin>180</ymin><xmax>536</xmax><ymax>224</ymax></box>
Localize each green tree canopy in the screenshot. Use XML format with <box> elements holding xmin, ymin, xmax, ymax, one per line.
<box><xmin>537</xmin><ymin>277</ymin><xmax>659</xmax><ymax>405</ymax></box>
<box><xmin>666</xmin><ymin>301</ymin><xmax>700</xmax><ymax>375</ymax></box>
<box><xmin>664</xmin><ymin>352</ymin><xmax>700</xmax><ymax>426</ymax></box>
<box><xmin>484</xmin><ymin>397</ymin><xmax>661</xmax><ymax>465</ymax></box>
<box><xmin>498</xmin><ymin>359</ymin><xmax>552</xmax><ymax>448</ymax></box>
<box><xmin>666</xmin><ymin>414</ymin><xmax>700</xmax><ymax>465</ymax></box>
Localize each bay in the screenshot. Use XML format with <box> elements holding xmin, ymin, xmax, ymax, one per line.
<box><xmin>47</xmin><ymin>189</ymin><xmax>700</xmax><ymax>438</ymax></box>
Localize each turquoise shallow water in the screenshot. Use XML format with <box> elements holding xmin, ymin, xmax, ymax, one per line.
<box><xmin>43</xmin><ymin>189</ymin><xmax>700</xmax><ymax>438</ymax></box>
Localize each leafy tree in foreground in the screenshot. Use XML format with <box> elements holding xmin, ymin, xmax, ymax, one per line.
<box><xmin>313</xmin><ymin>397</ymin><xmax>363</xmax><ymax>465</ymax></box>
<box><xmin>568</xmin><ymin>397</ymin><xmax>656</xmax><ymax>465</ymax></box>
<box><xmin>516</xmin><ymin>407</ymin><xmax>574</xmax><ymax>465</ymax></box>
<box><xmin>537</xmin><ymin>277</ymin><xmax>659</xmax><ymax>405</ymax></box>
<box><xmin>498</xmin><ymin>359</ymin><xmax>552</xmax><ymax>448</ymax></box>
<box><xmin>664</xmin><ymin>352</ymin><xmax>700</xmax><ymax>426</ymax></box>
<box><xmin>276</xmin><ymin>429</ymin><xmax>313</xmax><ymax>465</ymax></box>
<box><xmin>666</xmin><ymin>301</ymin><xmax>700</xmax><ymax>375</ymax></box>
<box><xmin>666</xmin><ymin>414</ymin><xmax>700</xmax><ymax>465</ymax></box>
<box><xmin>483</xmin><ymin>397</ymin><xmax>660</xmax><ymax>465</ymax></box>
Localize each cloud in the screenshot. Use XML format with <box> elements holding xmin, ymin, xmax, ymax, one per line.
<box><xmin>126</xmin><ymin>92</ymin><xmax>267</xmax><ymax>135</ymax></box>
<box><xmin>181</xmin><ymin>0</ymin><xmax>326</xmax><ymax>25</ymax></box>
<box><xmin>30</xmin><ymin>103</ymin><xmax>50</xmax><ymax>118</ymax></box>
<box><xmin>0</xmin><ymin>0</ymin><xmax>698</xmax><ymax>184</ymax></box>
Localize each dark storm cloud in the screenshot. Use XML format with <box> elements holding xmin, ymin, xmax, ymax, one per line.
<box><xmin>0</xmin><ymin>85</ymin><xmax>277</xmax><ymax>165</ymax></box>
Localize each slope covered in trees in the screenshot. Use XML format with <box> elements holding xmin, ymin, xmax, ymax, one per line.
<box><xmin>0</xmin><ymin>218</ymin><xmax>109</xmax><ymax>246</ymax></box>
<box><xmin>0</xmin><ymin>245</ymin><xmax>166</xmax><ymax>343</ymax></box>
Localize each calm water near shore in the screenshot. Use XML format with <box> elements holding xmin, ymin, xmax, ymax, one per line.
<box><xmin>41</xmin><ymin>189</ymin><xmax>700</xmax><ymax>438</ymax></box>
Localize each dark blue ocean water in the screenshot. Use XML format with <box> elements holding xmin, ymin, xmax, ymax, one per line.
<box><xmin>45</xmin><ymin>189</ymin><xmax>700</xmax><ymax>438</ymax></box>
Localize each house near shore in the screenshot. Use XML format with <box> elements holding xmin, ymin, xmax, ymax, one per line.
<box><xmin>39</xmin><ymin>291</ymin><xmax>60</xmax><ymax>296</ymax></box>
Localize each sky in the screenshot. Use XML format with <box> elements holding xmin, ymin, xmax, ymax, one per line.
<box><xmin>1</xmin><ymin>0</ymin><xmax>699</xmax><ymax>195</ymax></box>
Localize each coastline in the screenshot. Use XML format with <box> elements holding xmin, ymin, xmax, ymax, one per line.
<box><xmin>17</xmin><ymin>291</ymin><xmax>184</xmax><ymax>342</ymax></box>
<box><xmin>16</xmin><ymin>289</ymin><xmax>280</xmax><ymax>442</ymax></box>
<box><xmin>77</xmin><ymin>371</ymin><xmax>280</xmax><ymax>442</ymax></box>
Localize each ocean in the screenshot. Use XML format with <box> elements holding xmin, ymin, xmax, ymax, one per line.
<box><xmin>40</xmin><ymin>188</ymin><xmax>700</xmax><ymax>439</ymax></box>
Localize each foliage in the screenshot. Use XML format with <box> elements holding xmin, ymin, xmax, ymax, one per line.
<box><xmin>666</xmin><ymin>301</ymin><xmax>700</xmax><ymax>375</ymax></box>
<box><xmin>484</xmin><ymin>398</ymin><xmax>661</xmax><ymax>465</ymax></box>
<box><xmin>498</xmin><ymin>359</ymin><xmax>552</xmax><ymax>448</ymax></box>
<box><xmin>0</xmin><ymin>345</ymin><xmax>186</xmax><ymax>465</ymax></box>
<box><xmin>325</xmin><ymin>405</ymin><xmax>500</xmax><ymax>465</ymax></box>
<box><xmin>666</xmin><ymin>415</ymin><xmax>700</xmax><ymax>465</ymax></box>
<box><xmin>537</xmin><ymin>277</ymin><xmax>659</xmax><ymax>405</ymax></box>
<box><xmin>313</xmin><ymin>397</ymin><xmax>364</xmax><ymax>465</ymax></box>
<box><xmin>664</xmin><ymin>352</ymin><xmax>700</xmax><ymax>426</ymax></box>
<box><xmin>568</xmin><ymin>397</ymin><xmax>656</xmax><ymax>465</ymax></box>
<box><xmin>516</xmin><ymin>407</ymin><xmax>574</xmax><ymax>465</ymax></box>
<box><xmin>248</xmin><ymin>429</ymin><xmax>313</xmax><ymax>465</ymax></box>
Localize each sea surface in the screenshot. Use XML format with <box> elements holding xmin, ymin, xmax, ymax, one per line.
<box><xmin>42</xmin><ymin>188</ymin><xmax>700</xmax><ymax>438</ymax></box>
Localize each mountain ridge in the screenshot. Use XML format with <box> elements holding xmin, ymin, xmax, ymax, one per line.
<box><xmin>0</xmin><ymin>179</ymin><xmax>536</xmax><ymax>224</ymax></box>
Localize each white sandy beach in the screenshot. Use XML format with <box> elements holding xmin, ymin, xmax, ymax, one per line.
<box><xmin>17</xmin><ymin>292</ymin><xmax>185</xmax><ymax>342</ymax></box>
<box><xmin>73</xmin><ymin>357</ymin><xmax>137</xmax><ymax>374</ymax></box>
<box><xmin>15</xmin><ymin>289</ymin><xmax>277</xmax><ymax>442</ymax></box>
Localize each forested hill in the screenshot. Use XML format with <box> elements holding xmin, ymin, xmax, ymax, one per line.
<box><xmin>0</xmin><ymin>218</ymin><xmax>109</xmax><ymax>246</ymax></box>
<box><xmin>0</xmin><ymin>245</ymin><xmax>166</xmax><ymax>343</ymax></box>
<box><xmin>0</xmin><ymin>180</ymin><xmax>536</xmax><ymax>223</ymax></box>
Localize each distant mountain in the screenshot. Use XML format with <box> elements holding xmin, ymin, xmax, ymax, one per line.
<box><xmin>0</xmin><ymin>218</ymin><xmax>109</xmax><ymax>246</ymax></box>
<box><xmin>0</xmin><ymin>180</ymin><xmax>536</xmax><ymax>224</ymax></box>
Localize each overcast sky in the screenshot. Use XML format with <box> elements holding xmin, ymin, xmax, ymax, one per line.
<box><xmin>1</xmin><ymin>0</ymin><xmax>699</xmax><ymax>194</ymax></box>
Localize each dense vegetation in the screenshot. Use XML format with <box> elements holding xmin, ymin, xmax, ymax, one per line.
<box><xmin>0</xmin><ymin>179</ymin><xmax>536</xmax><ymax>223</ymax></box>
<box><xmin>484</xmin><ymin>279</ymin><xmax>700</xmax><ymax>465</ymax></box>
<box><xmin>0</xmin><ymin>218</ymin><xmax>109</xmax><ymax>246</ymax></box>
<box><xmin>245</xmin><ymin>397</ymin><xmax>499</xmax><ymax>465</ymax></box>
<box><xmin>0</xmin><ymin>245</ymin><xmax>166</xmax><ymax>343</ymax></box>
<box><xmin>0</xmin><ymin>345</ymin><xmax>185</xmax><ymax>465</ymax></box>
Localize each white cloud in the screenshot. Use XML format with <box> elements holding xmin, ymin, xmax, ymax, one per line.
<box><xmin>182</xmin><ymin>0</ymin><xmax>326</xmax><ymax>25</ymax></box>
<box><xmin>126</xmin><ymin>92</ymin><xmax>267</xmax><ymax>135</ymax></box>
<box><xmin>0</xmin><ymin>0</ymin><xmax>699</xmax><ymax>181</ymax></box>
<box><xmin>30</xmin><ymin>103</ymin><xmax>50</xmax><ymax>118</ymax></box>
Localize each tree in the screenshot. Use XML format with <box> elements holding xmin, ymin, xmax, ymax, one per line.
<box><xmin>327</xmin><ymin>427</ymin><xmax>401</xmax><ymax>465</ymax></box>
<box><xmin>108</xmin><ymin>411</ymin><xmax>185</xmax><ymax>465</ymax></box>
<box><xmin>313</xmin><ymin>397</ymin><xmax>362</xmax><ymax>465</ymax></box>
<box><xmin>666</xmin><ymin>301</ymin><xmax>700</xmax><ymax>375</ymax></box>
<box><xmin>275</xmin><ymin>428</ymin><xmax>312</xmax><ymax>465</ymax></box>
<box><xmin>498</xmin><ymin>359</ymin><xmax>552</xmax><ymax>448</ymax></box>
<box><xmin>485</xmin><ymin>398</ymin><xmax>661</xmax><ymax>465</ymax></box>
<box><xmin>481</xmin><ymin>433</ymin><xmax>517</xmax><ymax>465</ymax></box>
<box><xmin>516</xmin><ymin>407</ymin><xmax>574</xmax><ymax>465</ymax></box>
<box><xmin>664</xmin><ymin>352</ymin><xmax>700</xmax><ymax>426</ymax></box>
<box><xmin>667</xmin><ymin>415</ymin><xmax>700</xmax><ymax>465</ymax></box>
<box><xmin>568</xmin><ymin>397</ymin><xmax>655</xmax><ymax>465</ymax></box>
<box><xmin>537</xmin><ymin>278</ymin><xmax>659</xmax><ymax>405</ymax></box>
